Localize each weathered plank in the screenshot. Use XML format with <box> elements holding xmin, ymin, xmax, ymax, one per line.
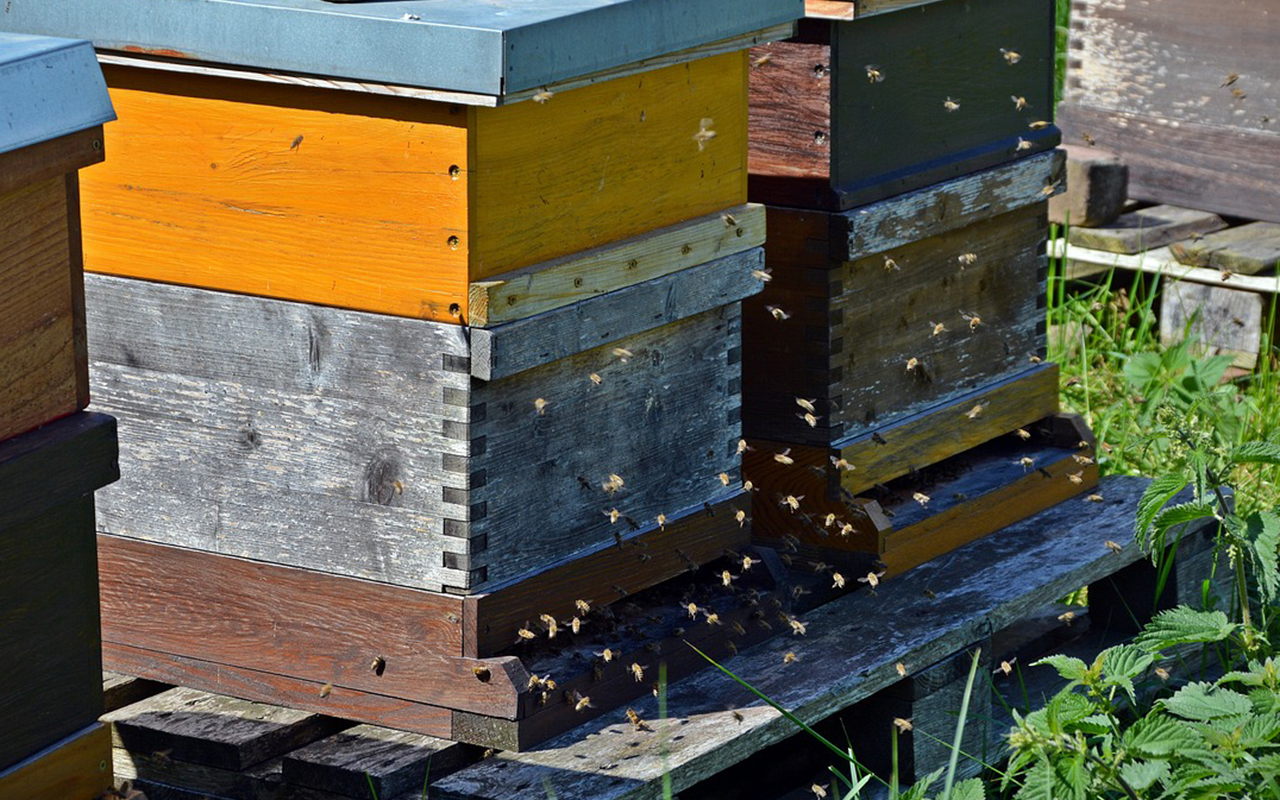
<box><xmin>0</xmin><ymin>410</ymin><xmax>117</xmax><ymax>528</ymax></box>
<box><xmin>0</xmin><ymin>126</ymin><xmax>104</xmax><ymax>198</ymax></box>
<box><xmin>0</xmin><ymin>174</ymin><xmax>85</xmax><ymax>442</ymax></box>
<box><xmin>1056</xmin><ymin>239</ymin><xmax>1280</xmax><ymax>295</ymax></box>
<box><xmin>110</xmin><ymin>751</ymin><xmax>287</xmax><ymax>800</ymax></box>
<box><xmin>469</xmin><ymin>205</ymin><xmax>765</xmax><ymax>328</ymax></box>
<box><xmin>0</xmin><ymin>724</ymin><xmax>112</xmax><ymax>800</ymax></box>
<box><xmin>102</xmin><ymin>687</ymin><xmax>345</xmax><ymax>772</ymax></box>
<box><xmin>103</xmin><ymin>672</ymin><xmax>169</xmax><ymax>714</ymax></box>
<box><xmin>471</xmin><ymin>248</ymin><xmax>764</xmax><ymax>380</ymax></box>
<box><xmin>282</xmin><ymin>726</ymin><xmax>476</xmax><ymax>799</ymax></box>
<box><xmin>746</xmin><ymin>39</ymin><xmax>833</xmax><ymax>209</ymax></box>
<box><xmin>97</xmin><ymin>535</ymin><xmax>526</xmax><ymax>718</ymax></box>
<box><xmin>1171</xmin><ymin>222</ymin><xmax>1280</xmax><ymax>275</ymax></box>
<box><xmin>1159</xmin><ymin>281</ymin><xmax>1265</xmax><ymax>370</ymax></box>
<box><xmin>1047</xmin><ymin>144</ymin><xmax>1128</xmax><ymax>228</ymax></box>
<box><xmin>427</xmin><ymin>476</ymin><xmax>1169</xmax><ymax>800</ymax></box>
<box><xmin>1067</xmin><ymin>204</ymin><xmax>1228</xmax><ymax>255</ymax></box>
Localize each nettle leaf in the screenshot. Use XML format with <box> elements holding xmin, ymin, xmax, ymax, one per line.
<box><xmin>1161</xmin><ymin>682</ymin><xmax>1254</xmax><ymax>721</ymax></box>
<box><xmin>1074</xmin><ymin>714</ymin><xmax>1114</xmax><ymax>736</ymax></box>
<box><xmin>1151</xmin><ymin>502</ymin><xmax>1217</xmax><ymax>533</ymax></box>
<box><xmin>1125</xmin><ymin>715</ymin><xmax>1205</xmax><ymax>757</ymax></box>
<box><xmin>1122</xmin><ymin>352</ymin><xmax>1163</xmax><ymax>390</ymax></box>
<box><xmin>1232</xmin><ymin>440</ymin><xmax>1280</xmax><ymax>466</ymax></box>
<box><xmin>1240</xmin><ymin>712</ymin><xmax>1280</xmax><ymax>745</ymax></box>
<box><xmin>1135</xmin><ymin>474</ymin><xmax>1189</xmax><ymax>551</ymax></box>
<box><xmin>1102</xmin><ymin>644</ymin><xmax>1155</xmax><ymax>685</ymax></box>
<box><xmin>1246</xmin><ymin>510</ymin><xmax>1280</xmax><ymax>604</ymax></box>
<box><xmin>948</xmin><ymin>777</ymin><xmax>985</xmax><ymax>800</ymax></box>
<box><xmin>1251</xmin><ymin>687</ymin><xmax>1280</xmax><ymax>715</ymax></box>
<box><xmin>1136</xmin><ymin>607</ymin><xmax>1236</xmax><ymax>650</ymax></box>
<box><xmin>1015</xmin><ymin>758</ymin><xmax>1054</xmax><ymax>800</ymax></box>
<box><xmin>1119</xmin><ymin>759</ymin><xmax>1171</xmax><ymax>791</ymax></box>
<box><xmin>1034</xmin><ymin>654</ymin><xmax>1089</xmax><ymax>683</ymax></box>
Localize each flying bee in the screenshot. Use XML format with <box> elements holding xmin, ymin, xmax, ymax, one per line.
<box><xmin>735</xmin><ymin>509</ymin><xmax>748</xmax><ymax>527</ymax></box>
<box><xmin>1073</xmin><ymin>454</ymin><xmax>1094</xmax><ymax>465</ymax></box>
<box><xmin>813</xmin><ymin>561</ymin><xmax>833</xmax><ymax>574</ymax></box>
<box><xmin>571</xmin><ymin>691</ymin><xmax>594</xmax><ymax>712</ymax></box>
<box><xmin>789</xmin><ymin>618</ymin><xmax>808</xmax><ymax>636</ymax></box>
<box><xmin>796</xmin><ymin>397</ymin><xmax>817</xmax><ymax>414</ymax></box>
<box><xmin>686</xmin><ymin>602</ymin><xmax>699</xmax><ymax>620</ymax></box>
<box><xmin>896</xmin><ymin>662</ymin><xmax>907</xmax><ymax>677</ymax></box>
<box><xmin>1015</xmin><ymin>428</ymin><xmax>1032</xmax><ymax>440</ymax></box>
<box><xmin>630</xmin><ymin>663</ymin><xmax>645</xmax><ymax>682</ymax></box>
<box><xmin>596</xmin><ymin>647</ymin><xmax>616</xmax><ymax>663</ymax></box>
<box><xmin>1000</xmin><ymin>47</ymin><xmax>1021</xmax><ymax>64</ymax></box>
<box><xmin>883</xmin><ymin>255</ymin><xmax>901</xmax><ymax>272</ymax></box>
<box><xmin>1223</xmin><ymin>72</ymin><xmax>1240</xmax><ymax>87</ymax></box>
<box><xmin>929</xmin><ymin>321</ymin><xmax>946</xmax><ymax>336</ymax></box>
<box><xmin>693</xmin><ymin>117</ymin><xmax>717</xmax><ymax>151</ymax></box>
<box><xmin>1039</xmin><ymin>181</ymin><xmax>1060</xmax><ymax>197</ymax></box>
<box><xmin>812</xmin><ymin>783</ymin><xmax>828</xmax><ymax>798</ymax></box>
<box><xmin>1105</xmin><ymin>540</ymin><xmax>1123</xmax><ymax>554</ymax></box>
<box><xmin>528</xmin><ymin>674</ymin><xmax>545</xmax><ymax>690</ymax></box>
<box><xmin>1155</xmin><ymin>666</ymin><xmax>1170</xmax><ymax>681</ymax></box>
<box><xmin>319</xmin><ymin>683</ymin><xmax>333</xmax><ymax>698</ymax></box>
<box><xmin>783</xmin><ymin>651</ymin><xmax>798</xmax><ymax>665</ymax></box>
<box><xmin>721</xmin><ymin>570</ymin><xmax>737</xmax><ymax>587</ymax></box>
<box><xmin>1086</xmin><ymin>493</ymin><xmax>1104</xmax><ymax>503</ymax></box>
<box><xmin>752</xmin><ymin>52</ymin><xmax>773</xmax><ymax>68</ymax></box>
<box><xmin>532</xmin><ymin>89</ymin><xmax>555</xmax><ymax>104</ymax></box>
<box><xmin>1058</xmin><ymin>610</ymin><xmax>1076</xmax><ymax>626</ymax></box>
<box><xmin>575</xmin><ymin>599</ymin><xmax>591</xmax><ymax>615</ymax></box>
<box><xmin>1029</xmin><ymin>354</ymin><xmax>1043</xmax><ymax>364</ymax></box>
<box><xmin>1081</xmin><ymin>132</ymin><xmax>1096</xmax><ymax>146</ymax></box>
<box><xmin>961</xmin><ymin>310</ymin><xmax>982</xmax><ymax>330</ymax></box>
<box><xmin>1011</xmin><ymin>95</ymin><xmax>1028</xmax><ymax>111</ymax></box>
<box><xmin>570</xmin><ymin>616</ymin><xmax>582</xmax><ymax>635</ymax></box>
<box><xmin>656</xmin><ymin>513</ymin><xmax>667</xmax><ymax>530</ymax></box>
<box><xmin>517</xmin><ymin>625</ymin><xmax>537</xmax><ymax>643</ymax></box>
<box><xmin>774</xmin><ymin>449</ymin><xmax>795</xmax><ymax>465</ymax></box>
<box><xmin>732</xmin><ymin>709</ymin><xmax>745</xmax><ymax>722</ymax></box>
<box><xmin>611</xmin><ymin>347</ymin><xmax>634</xmax><ymax>363</ymax></box>
<box><xmin>912</xmin><ymin>491</ymin><xmax>930</xmax><ymax>507</ymax></box>
<box><xmin>893</xmin><ymin>718</ymin><xmax>914</xmax><ymax>733</ymax></box>
<box><xmin>731</xmin><ymin>621</ymin><xmax>747</xmax><ymax>636</ymax></box>
<box><xmin>608</xmin><ymin>473</ymin><xmax>625</xmax><ymax>489</ymax></box>
<box><xmin>1222</xmin><ymin>270</ymin><xmax>1234</xmax><ymax>281</ymax></box>
<box><xmin>540</xmin><ymin>614</ymin><xmax>559</xmax><ymax>639</ymax></box>
<box><xmin>1067</xmin><ymin>471</ymin><xmax>1085</xmax><ymax>485</ymax></box>
<box><xmin>859</xmin><ymin>569</ymin><xmax>885</xmax><ymax>588</ymax></box>
<box><xmin>534</xmin><ymin>397</ymin><xmax>549</xmax><ymax>415</ymax></box>
<box><xmin>840</xmin><ymin>521</ymin><xmax>855</xmax><ymax>537</ymax></box>
<box><xmin>751</xmin><ymin>268</ymin><xmax>773</xmax><ymax>283</ymax></box>
<box><xmin>958</xmin><ymin>252</ymin><xmax>978</xmax><ymax>268</ymax></box>
<box><xmin>1016</xmin><ymin>137</ymin><xmax>1033</xmax><ymax>152</ymax></box>
<box><xmin>704</xmin><ymin>611</ymin><xmax>722</xmax><ymax>626</ymax></box>
<box><xmin>719</xmin><ymin>472</ymin><xmax>732</xmax><ymax>487</ymax></box>
<box><xmin>589</xmin><ymin>372</ymin><xmax>603</xmax><ymax>385</ymax></box>
<box><xmin>792</xmin><ymin>585</ymin><xmax>811</xmax><ymax>600</ymax></box>
<box><xmin>1018</xmin><ymin>456</ymin><xmax>1035</xmax><ymax>471</ymax></box>
<box><xmin>832</xmin><ymin>572</ymin><xmax>846</xmax><ymax>589</ymax></box>
<box><xmin>905</xmin><ymin>357</ymin><xmax>920</xmax><ymax>373</ymax></box>
<box><xmin>823</xmin><ymin>512</ymin><xmax>837</xmax><ymax>529</ymax></box>
<box><xmin>995</xmin><ymin>658</ymin><xmax>1016</xmax><ymax>676</ymax></box>
<box><xmin>782</xmin><ymin>494</ymin><xmax>804</xmax><ymax>512</ymax></box>
<box><xmin>605</xmin><ymin>508</ymin><xmax>621</xmax><ymax>524</ymax></box>
<box><xmin>626</xmin><ymin>707</ymin><xmax>650</xmax><ymax>732</ymax></box>
<box><xmin>742</xmin><ymin>480</ymin><xmax>758</xmax><ymax>493</ymax></box>
<box><xmin>1231</xmin><ymin>88</ymin><xmax>1247</xmax><ymax>99</ymax></box>
<box><xmin>830</xmin><ymin>456</ymin><xmax>854</xmax><ymax>471</ymax></box>
<box><xmin>737</xmin><ymin>439</ymin><xmax>753</xmax><ymax>455</ymax></box>
<box><xmin>944</xmin><ymin>96</ymin><xmax>961</xmax><ymax>113</ymax></box>
<box><xmin>965</xmin><ymin>402</ymin><xmax>987</xmax><ymax>420</ymax></box>
<box><xmin>865</xmin><ymin>64</ymin><xmax>884</xmax><ymax>83</ymax></box>
<box><xmin>723</xmin><ymin>212</ymin><xmax>738</xmax><ymax>227</ymax></box>
<box><xmin>800</xmin><ymin>411</ymin><xmax>818</xmax><ymax>428</ymax></box>
<box><xmin>766</xmin><ymin>305</ymin><xmax>791</xmax><ymax>321</ymax></box>
<box><xmin>1028</xmin><ymin>120</ymin><xmax>1051</xmax><ymax>130</ymax></box>
<box><xmin>742</xmin><ymin>554</ymin><xmax>760</xmax><ymax>571</ymax></box>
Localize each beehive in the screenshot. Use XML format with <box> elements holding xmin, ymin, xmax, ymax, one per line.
<box><xmin>0</xmin><ymin>33</ymin><xmax>114</xmax><ymax>442</ymax></box>
<box><xmin>6</xmin><ymin>0</ymin><xmax>801</xmax><ymax>322</ymax></box>
<box><xmin>748</xmin><ymin>0</ymin><xmax>1059</xmax><ymax>210</ymax></box>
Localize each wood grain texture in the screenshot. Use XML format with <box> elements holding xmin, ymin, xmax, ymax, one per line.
<box><xmin>836</xmin><ymin>365</ymin><xmax>1061</xmax><ymax>496</ymax></box>
<box><xmin>469</xmin><ymin>204</ymin><xmax>765</xmax><ymax>328</ymax></box>
<box><xmin>1057</xmin><ymin>104</ymin><xmax>1280</xmax><ymax>224</ymax></box>
<box><xmin>0</xmin><ymin>127</ymin><xmax>104</xmax><ymax>197</ymax></box>
<box><xmin>102</xmin><ymin>687</ymin><xmax>345</xmax><ymax>771</ymax></box>
<box><xmin>1048</xmin><ymin>144</ymin><xmax>1129</xmax><ymax>228</ymax></box>
<box><xmin>102</xmin><ymin>672</ymin><xmax>169</xmax><ymax>714</ymax></box>
<box><xmin>469</xmin><ymin>52</ymin><xmax>748</xmax><ymax>279</ymax></box>
<box><xmin>282</xmin><ymin>725</ymin><xmax>476</xmax><ymax>799</ymax></box>
<box><xmin>464</xmin><ymin>493</ymin><xmax>751</xmax><ymax>658</ymax></box>
<box><xmin>103</xmin><ymin>642</ymin><xmax>455</xmax><ymax>740</ymax></box>
<box><xmin>747</xmin><ymin>40</ymin><xmax>833</xmax><ymax>208</ymax></box>
<box><xmin>1067</xmin><ymin>204</ymin><xmax>1228</xmax><ymax>255</ymax></box>
<box><xmin>1171</xmin><ymin>222</ymin><xmax>1280</xmax><ymax>275</ymax></box>
<box><xmin>111</xmin><ymin>749</ymin><xmax>289</xmax><ymax>800</ymax></box>
<box><xmin>429</xmin><ymin>476</ymin><xmax>1178</xmax><ymax>800</ymax></box>
<box><xmin>469</xmin><ymin>306</ymin><xmax>744</xmax><ymax>589</ymax></box>
<box><xmin>0</xmin><ymin>175</ymin><xmax>85</xmax><ymax>442</ymax></box>
<box><xmin>1</xmin><ymin>497</ymin><xmax>103</xmax><ymax>770</ymax></box>
<box><xmin>472</xmin><ymin>248</ymin><xmax>764</xmax><ymax>380</ymax></box>
<box><xmin>0</xmin><ymin>724</ymin><xmax>111</xmax><ymax>800</ymax></box>
<box><xmin>97</xmin><ymin>535</ymin><xmax>527</xmax><ymax>717</ymax></box>
<box><xmin>0</xmin><ymin>410</ymin><xmax>118</xmax><ymax>529</ymax></box>
<box><xmin>1160</xmin><ymin>281</ymin><xmax>1264</xmax><ymax>370</ymax></box>
<box><xmin>84</xmin><ymin>64</ymin><xmax>471</xmax><ymax>322</ymax></box>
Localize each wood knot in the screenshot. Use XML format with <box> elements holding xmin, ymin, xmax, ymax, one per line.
<box><xmin>237</xmin><ymin>423</ymin><xmax>262</xmax><ymax>450</ymax></box>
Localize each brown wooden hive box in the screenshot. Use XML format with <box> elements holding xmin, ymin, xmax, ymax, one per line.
<box><xmin>747</xmin><ymin>0</ymin><xmax>1060</xmax><ymax>211</ymax></box>
<box><xmin>1057</xmin><ymin>0</ymin><xmax>1280</xmax><ymax>223</ymax></box>
<box><xmin>0</xmin><ymin>412</ymin><xmax>120</xmax><ymax>798</ymax></box>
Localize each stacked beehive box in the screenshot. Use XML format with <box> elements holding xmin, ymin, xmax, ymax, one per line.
<box><xmin>0</xmin><ymin>33</ymin><xmax>119</xmax><ymax>800</ymax></box>
<box><xmin>742</xmin><ymin>0</ymin><xmax>1097</xmax><ymax>574</ymax></box>
<box><xmin>4</xmin><ymin>0</ymin><xmax>805</xmax><ymax>751</ymax></box>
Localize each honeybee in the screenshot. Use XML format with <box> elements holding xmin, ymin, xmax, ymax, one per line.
<box><xmin>612</xmin><ymin>347</ymin><xmax>633</xmax><ymax>362</ymax></box>
<box><xmin>893</xmin><ymin>717</ymin><xmax>914</xmax><ymax>732</ymax></box>
<box><xmin>742</xmin><ymin>480</ymin><xmax>758</xmax><ymax>492</ymax></box>
<box><xmin>473</xmin><ymin>665</ymin><xmax>491</xmax><ymax>680</ymax></box>
<box><xmin>1029</xmin><ymin>354</ymin><xmax>1043</xmax><ymax>363</ymax></box>
<box><xmin>912</xmin><ymin>491</ymin><xmax>930</xmax><ymax>507</ymax></box>
<box><xmin>704</xmin><ymin>612</ymin><xmax>722</xmax><ymax>626</ymax></box>
<box><xmin>1040</xmin><ymin>181</ymin><xmax>1060</xmax><ymax>197</ymax></box>
<box><xmin>735</xmin><ymin>509</ymin><xmax>748</xmax><ymax>527</ymax></box>
<box><xmin>723</xmin><ymin>212</ymin><xmax>738</xmax><ymax>227</ymax></box>
<box><xmin>534</xmin><ymin>397</ymin><xmax>549</xmax><ymax>415</ymax></box>
<box><xmin>859</xmin><ymin>570</ymin><xmax>885</xmax><ymax>588</ymax></box>
<box><xmin>896</xmin><ymin>662</ymin><xmax>907</xmax><ymax>677</ymax></box>
<box><xmin>782</xmin><ymin>494</ymin><xmax>804</xmax><ymax>512</ymax></box>
<box><xmin>532</xmin><ymin>89</ymin><xmax>555</xmax><ymax>104</ymax></box>
<box><xmin>693</xmin><ymin>117</ymin><xmax>717</xmax><ymax>151</ymax></box>
<box><xmin>1016</xmin><ymin>137</ymin><xmax>1033</xmax><ymax>151</ymax></box>
<box><xmin>575</xmin><ymin>599</ymin><xmax>592</xmax><ymax>615</ymax></box>
<box><xmin>589</xmin><ymin>372</ymin><xmax>603</xmax><ymax>385</ymax></box>
<box><xmin>686</xmin><ymin>602</ymin><xmax>699</xmax><ymax>620</ymax></box>
<box><xmin>1155</xmin><ymin>666</ymin><xmax>1170</xmax><ymax>681</ymax></box>
<box><xmin>1105</xmin><ymin>540</ymin><xmax>1123</xmax><ymax>554</ymax></box>
<box><xmin>783</xmin><ymin>652</ymin><xmax>798</xmax><ymax>665</ymax></box>
<box><xmin>1011</xmin><ymin>95</ymin><xmax>1028</xmax><ymax>111</ymax></box>
<box><xmin>958</xmin><ymin>252</ymin><xmax>978</xmax><ymax>268</ymax></box>
<box><xmin>883</xmin><ymin>255</ymin><xmax>901</xmax><ymax>272</ymax></box>
<box><xmin>1081</xmin><ymin>132</ymin><xmax>1096</xmax><ymax>146</ymax></box>
<box><xmin>792</xmin><ymin>585</ymin><xmax>811</xmax><ymax>600</ymax></box>
<box><xmin>571</xmin><ymin>691</ymin><xmax>594</xmax><ymax>712</ymax></box>
<box><xmin>774</xmin><ymin>449</ymin><xmax>795</xmax><ymax>465</ymax></box>
<box><xmin>943</xmin><ymin>97</ymin><xmax>961</xmax><ymax>113</ymax></box>
<box><xmin>795</xmin><ymin>397</ymin><xmax>817</xmax><ymax>414</ymax></box>
<box><xmin>905</xmin><ymin>357</ymin><xmax>920</xmax><ymax>372</ymax></box>
<box><xmin>730</xmin><ymin>621</ymin><xmax>747</xmax><ymax>637</ymax></box>
<box><xmin>832</xmin><ymin>572</ymin><xmax>846</xmax><ymax>589</ymax></box>
<box><xmin>1232</xmin><ymin>88</ymin><xmax>1247</xmax><ymax>99</ymax></box>
<box><xmin>570</xmin><ymin>616</ymin><xmax>582</xmax><ymax>635</ymax></box>
<box><xmin>1000</xmin><ymin>47</ymin><xmax>1021</xmax><ymax>65</ymax></box>
<box><xmin>1028</xmin><ymin>120</ymin><xmax>1051</xmax><ymax>130</ymax></box>
<box><xmin>290</xmin><ymin>135</ymin><xmax>304</xmax><ymax>150</ymax></box>
<box><xmin>1015</xmin><ymin>428</ymin><xmax>1031</xmax><ymax>440</ymax></box>
<box><xmin>1018</xmin><ymin>456</ymin><xmax>1035</xmax><ymax>471</ymax></box>
<box><xmin>865</xmin><ymin>64</ymin><xmax>885</xmax><ymax>83</ymax></box>
<box><xmin>742</xmin><ymin>554</ymin><xmax>760</xmax><ymax>571</ymax></box>
<box><xmin>608</xmin><ymin>473</ymin><xmax>625</xmax><ymax>489</ymax></box>
<box><xmin>1067</xmin><ymin>471</ymin><xmax>1084</xmax><ymax>485</ymax></box>
<box><xmin>751</xmin><ymin>53</ymin><xmax>773</xmax><ymax>68</ymax></box>
<box><xmin>605</xmin><ymin>508</ymin><xmax>621</xmax><ymax>524</ymax></box>
<box><xmin>830</xmin><ymin>456</ymin><xmax>854</xmax><ymax>471</ymax></box>
<box><xmin>751</xmin><ymin>268</ymin><xmax>772</xmax><ymax>283</ymax></box>
<box><xmin>540</xmin><ymin>614</ymin><xmax>559</xmax><ymax>638</ymax></box>
<box><xmin>737</xmin><ymin>439</ymin><xmax>753</xmax><ymax>455</ymax></box>
<box><xmin>1086</xmin><ymin>494</ymin><xmax>1104</xmax><ymax>503</ymax></box>
<box><xmin>839</xmin><ymin>522</ymin><xmax>854</xmax><ymax>537</ymax></box>
<box><xmin>656</xmin><ymin>514</ymin><xmax>667</xmax><ymax>530</ymax></box>
<box><xmin>965</xmin><ymin>403</ymin><xmax>987</xmax><ymax>419</ymax></box>
<box><xmin>1223</xmin><ymin>73</ymin><xmax>1240</xmax><ymax>87</ymax></box>
<box><xmin>812</xmin><ymin>783</ymin><xmax>828</xmax><ymax>798</ymax></box>
<box><xmin>961</xmin><ymin>311</ymin><xmax>982</xmax><ymax>330</ymax></box>
<box><xmin>789</xmin><ymin>618</ymin><xmax>808</xmax><ymax>636</ymax></box>
<box><xmin>626</xmin><ymin>707</ymin><xmax>650</xmax><ymax>732</ymax></box>
<box><xmin>528</xmin><ymin>674</ymin><xmax>545</xmax><ymax>690</ymax></box>
<box><xmin>719</xmin><ymin>472</ymin><xmax>731</xmax><ymax>487</ymax></box>
<box><xmin>596</xmin><ymin>647</ymin><xmax>616</xmax><ymax>662</ymax></box>
<box><xmin>800</xmin><ymin>412</ymin><xmax>818</xmax><ymax>428</ymax></box>
<box><xmin>1222</xmin><ymin>270</ymin><xmax>1234</xmax><ymax>281</ymax></box>
<box><xmin>726</xmin><ymin>640</ymin><xmax>738</xmax><ymax>656</ymax></box>
<box><xmin>733</xmin><ymin>709</ymin><xmax>745</xmax><ymax>722</ymax></box>
<box><xmin>766</xmin><ymin>305</ymin><xmax>791</xmax><ymax>321</ymax></box>
<box><xmin>721</xmin><ymin>570</ymin><xmax>737</xmax><ymax>587</ymax></box>
<box><xmin>630</xmin><ymin>663</ymin><xmax>645</xmax><ymax>682</ymax></box>
<box><xmin>517</xmin><ymin>626</ymin><xmax>537</xmax><ymax>642</ymax></box>
<box><xmin>319</xmin><ymin>683</ymin><xmax>333</xmax><ymax>698</ymax></box>
<box><xmin>813</xmin><ymin>561</ymin><xmax>833</xmax><ymax>574</ymax></box>
<box><xmin>1058</xmin><ymin>610</ymin><xmax>1076</xmax><ymax>625</ymax></box>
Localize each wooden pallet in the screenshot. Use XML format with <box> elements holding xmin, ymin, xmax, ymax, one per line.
<box><xmin>748</xmin><ymin>0</ymin><xmax>1059</xmax><ymax>210</ymax></box>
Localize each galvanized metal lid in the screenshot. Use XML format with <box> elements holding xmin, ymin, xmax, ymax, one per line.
<box><xmin>0</xmin><ymin>33</ymin><xmax>115</xmax><ymax>155</ymax></box>
<box><xmin>2</xmin><ymin>0</ymin><xmax>801</xmax><ymax>99</ymax></box>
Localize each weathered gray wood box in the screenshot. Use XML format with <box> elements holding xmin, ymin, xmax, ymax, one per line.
<box><xmin>86</xmin><ymin>248</ymin><xmax>763</xmax><ymax>594</ymax></box>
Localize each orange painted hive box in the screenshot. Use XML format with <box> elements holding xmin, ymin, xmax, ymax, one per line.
<box><xmin>3</xmin><ymin>0</ymin><xmax>806</xmax><ymax>324</ymax></box>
